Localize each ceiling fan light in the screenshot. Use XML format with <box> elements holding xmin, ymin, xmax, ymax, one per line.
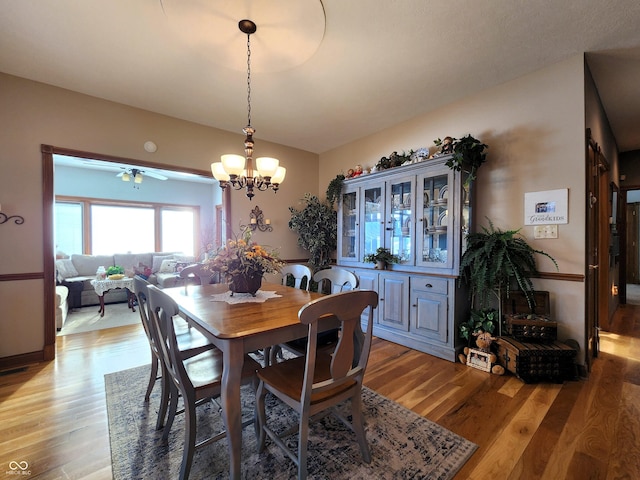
<box><xmin>221</xmin><ymin>154</ymin><xmax>245</xmax><ymax>176</ymax></box>
<box><xmin>256</xmin><ymin>157</ymin><xmax>279</xmax><ymax>178</ymax></box>
<box><xmin>122</xmin><ymin>172</ymin><xmax>130</xmax><ymax>182</ymax></box>
<box><xmin>134</xmin><ymin>172</ymin><xmax>143</xmax><ymax>184</ymax></box>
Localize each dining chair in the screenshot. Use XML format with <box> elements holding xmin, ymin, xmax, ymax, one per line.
<box><xmin>256</xmin><ymin>289</ymin><xmax>378</xmax><ymax>480</ymax></box>
<box><xmin>274</xmin><ymin>268</ymin><xmax>360</xmax><ymax>361</ymax></box>
<box><xmin>179</xmin><ymin>263</ymin><xmax>214</xmax><ymax>286</ymax></box>
<box><xmin>280</xmin><ymin>264</ymin><xmax>313</xmax><ymax>291</ymax></box>
<box><xmin>133</xmin><ymin>276</ymin><xmax>213</xmax><ymax>430</ymax></box>
<box><xmin>264</xmin><ymin>264</ymin><xmax>314</xmax><ymax>365</ymax></box>
<box><xmin>146</xmin><ymin>284</ymin><xmax>261</xmax><ymax>480</ymax></box>
<box><xmin>313</xmin><ymin>267</ymin><xmax>359</xmax><ymax>294</ymax></box>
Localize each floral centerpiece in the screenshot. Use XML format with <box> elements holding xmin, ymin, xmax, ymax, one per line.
<box><xmin>205</xmin><ymin>228</ymin><xmax>284</xmax><ymax>296</ymax></box>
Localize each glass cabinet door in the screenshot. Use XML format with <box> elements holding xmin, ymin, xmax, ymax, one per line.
<box><xmin>417</xmin><ymin>173</ymin><xmax>452</xmax><ymax>267</ymax></box>
<box><xmin>339</xmin><ymin>188</ymin><xmax>359</xmax><ymax>261</ymax></box>
<box><xmin>386</xmin><ymin>177</ymin><xmax>413</xmax><ymax>264</ymax></box>
<box><xmin>361</xmin><ymin>185</ymin><xmax>384</xmax><ymax>260</ymax></box>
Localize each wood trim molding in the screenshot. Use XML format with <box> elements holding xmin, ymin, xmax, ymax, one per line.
<box><xmin>42</xmin><ymin>148</ymin><xmax>56</xmax><ymax>361</ymax></box>
<box><xmin>535</xmin><ymin>271</ymin><xmax>584</xmax><ymax>282</ymax></box>
<box><xmin>0</xmin><ymin>350</ymin><xmax>45</xmax><ymax>371</ymax></box>
<box><xmin>41</xmin><ymin>144</ymin><xmax>212</xmax><ymax>178</ymax></box>
<box><xmin>0</xmin><ymin>272</ymin><xmax>44</xmax><ymax>281</ymax></box>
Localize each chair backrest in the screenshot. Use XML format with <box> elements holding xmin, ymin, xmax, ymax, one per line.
<box><xmin>313</xmin><ymin>268</ymin><xmax>359</xmax><ymax>294</ymax></box>
<box><xmin>298</xmin><ymin>290</ymin><xmax>378</xmax><ymax>401</ymax></box>
<box><xmin>281</xmin><ymin>264</ymin><xmax>313</xmax><ymax>291</ymax></box>
<box><xmin>146</xmin><ymin>285</ymin><xmax>193</xmax><ymax>393</ymax></box>
<box><xmin>133</xmin><ymin>275</ymin><xmax>155</xmax><ymax>345</ymax></box>
<box><xmin>179</xmin><ymin>263</ymin><xmax>213</xmax><ymax>286</ymax></box>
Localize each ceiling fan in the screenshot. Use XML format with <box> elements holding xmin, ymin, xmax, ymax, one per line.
<box><xmin>117</xmin><ymin>167</ymin><xmax>168</xmax><ymax>186</ymax></box>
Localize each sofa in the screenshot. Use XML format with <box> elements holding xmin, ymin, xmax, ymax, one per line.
<box><xmin>56</xmin><ymin>252</ymin><xmax>197</xmax><ymax>308</ymax></box>
<box><xmin>55</xmin><ymin>285</ymin><xmax>69</xmax><ymax>329</ymax></box>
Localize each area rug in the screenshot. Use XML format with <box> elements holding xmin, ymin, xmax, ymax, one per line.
<box><xmin>58</xmin><ymin>302</ymin><xmax>140</xmax><ymax>335</ymax></box>
<box><xmin>105</xmin><ymin>365</ymin><xmax>477</xmax><ymax>479</ymax></box>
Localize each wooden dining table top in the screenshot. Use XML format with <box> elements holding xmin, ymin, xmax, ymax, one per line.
<box><xmin>163</xmin><ymin>282</ymin><xmax>324</xmax><ymax>339</ymax></box>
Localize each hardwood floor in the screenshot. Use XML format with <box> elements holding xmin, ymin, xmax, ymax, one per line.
<box><xmin>1</xmin><ymin>305</ymin><xmax>638</xmax><ymax>479</ymax></box>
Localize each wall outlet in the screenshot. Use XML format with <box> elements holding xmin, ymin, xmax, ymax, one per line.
<box><xmin>533</xmin><ymin>225</ymin><xmax>558</xmax><ymax>239</ymax></box>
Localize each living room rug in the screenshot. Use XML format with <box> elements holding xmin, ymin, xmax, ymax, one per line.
<box><xmin>58</xmin><ymin>302</ymin><xmax>140</xmax><ymax>335</ymax></box>
<box><xmin>105</xmin><ymin>365</ymin><xmax>477</xmax><ymax>480</ymax></box>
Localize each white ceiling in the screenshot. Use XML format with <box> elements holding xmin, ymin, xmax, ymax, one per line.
<box><xmin>2</xmin><ymin>1</ymin><xmax>640</xmax><ymax>154</ymax></box>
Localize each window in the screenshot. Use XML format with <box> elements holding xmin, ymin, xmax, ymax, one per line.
<box><xmin>91</xmin><ymin>205</ymin><xmax>155</xmax><ymax>254</ymax></box>
<box><xmin>55</xmin><ymin>202</ymin><xmax>83</xmax><ymax>256</ymax></box>
<box><xmin>161</xmin><ymin>209</ymin><xmax>195</xmax><ymax>256</ymax></box>
<box><xmin>55</xmin><ymin>198</ymin><xmax>200</xmax><ymax>256</ymax></box>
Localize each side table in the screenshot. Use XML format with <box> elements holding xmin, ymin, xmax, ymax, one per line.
<box><xmin>90</xmin><ymin>277</ymin><xmax>136</xmax><ymax>317</ymax></box>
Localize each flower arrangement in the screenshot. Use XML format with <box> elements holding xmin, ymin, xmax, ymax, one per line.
<box><xmin>206</xmin><ymin>228</ymin><xmax>285</xmax><ymax>281</ymax></box>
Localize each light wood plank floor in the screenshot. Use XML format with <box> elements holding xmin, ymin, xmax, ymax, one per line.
<box><xmin>1</xmin><ymin>305</ymin><xmax>638</xmax><ymax>479</ymax></box>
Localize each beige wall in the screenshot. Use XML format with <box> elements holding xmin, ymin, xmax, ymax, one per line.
<box><xmin>320</xmin><ymin>55</ymin><xmax>590</xmax><ymax>361</ymax></box>
<box><xmin>1</xmin><ymin>54</ymin><xmax>619</xmax><ymax>365</ymax></box>
<box><xmin>0</xmin><ymin>72</ymin><xmax>318</xmax><ymax>358</ymax></box>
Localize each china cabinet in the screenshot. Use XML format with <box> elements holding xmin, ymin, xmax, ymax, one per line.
<box><xmin>337</xmin><ymin>155</ymin><xmax>472</xmax><ymax>361</ymax></box>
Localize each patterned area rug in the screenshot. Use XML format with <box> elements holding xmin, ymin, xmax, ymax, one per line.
<box><xmin>106</xmin><ymin>365</ymin><xmax>477</xmax><ymax>479</ymax></box>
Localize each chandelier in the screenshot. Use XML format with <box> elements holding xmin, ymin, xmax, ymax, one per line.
<box><xmin>211</xmin><ymin>19</ymin><xmax>286</xmax><ymax>200</ymax></box>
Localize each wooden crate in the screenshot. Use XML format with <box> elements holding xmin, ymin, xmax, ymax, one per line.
<box><xmin>495</xmin><ymin>336</ymin><xmax>577</xmax><ymax>383</ymax></box>
<box><xmin>503</xmin><ymin>291</ymin><xmax>557</xmax><ymax>342</ymax></box>
<box><xmin>503</xmin><ymin>290</ymin><xmax>551</xmax><ymax>316</ymax></box>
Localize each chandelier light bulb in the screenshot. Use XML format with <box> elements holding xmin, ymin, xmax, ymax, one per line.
<box><xmin>256</xmin><ymin>157</ymin><xmax>279</xmax><ymax>178</ymax></box>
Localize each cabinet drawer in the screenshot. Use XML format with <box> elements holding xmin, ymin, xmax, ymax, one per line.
<box><xmin>410</xmin><ymin>276</ymin><xmax>448</xmax><ymax>295</ymax></box>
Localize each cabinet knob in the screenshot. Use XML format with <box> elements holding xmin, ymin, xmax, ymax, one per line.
<box><xmin>425</xmin><ymin>283</ymin><xmax>433</xmax><ymax>288</ymax></box>
<box><xmin>386</xmin><ymin>228</ymin><xmax>393</xmax><ymax>231</ymax></box>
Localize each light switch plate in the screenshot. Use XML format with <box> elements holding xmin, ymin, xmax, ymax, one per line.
<box><xmin>533</xmin><ymin>225</ymin><xmax>558</xmax><ymax>239</ymax></box>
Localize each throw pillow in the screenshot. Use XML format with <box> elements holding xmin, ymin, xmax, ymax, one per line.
<box><xmin>55</xmin><ymin>258</ymin><xmax>79</xmax><ymax>279</ymax></box>
<box><xmin>152</xmin><ymin>255</ymin><xmax>174</xmax><ymax>273</ymax></box>
<box><xmin>134</xmin><ymin>263</ymin><xmax>152</xmax><ymax>280</ymax></box>
<box><xmin>159</xmin><ymin>259</ymin><xmax>178</xmax><ymax>273</ymax></box>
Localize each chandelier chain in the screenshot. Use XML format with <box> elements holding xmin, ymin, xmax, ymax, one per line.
<box><xmin>246</xmin><ymin>33</ymin><xmax>252</xmax><ymax>127</ymax></box>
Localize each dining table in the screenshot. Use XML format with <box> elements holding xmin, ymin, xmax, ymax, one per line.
<box><xmin>163</xmin><ymin>282</ymin><xmax>325</xmax><ymax>479</ymax></box>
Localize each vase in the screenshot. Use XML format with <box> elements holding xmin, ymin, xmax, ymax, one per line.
<box><xmin>376</xmin><ymin>260</ymin><xmax>387</xmax><ymax>270</ymax></box>
<box><xmin>229</xmin><ymin>271</ymin><xmax>263</xmax><ymax>296</ymax></box>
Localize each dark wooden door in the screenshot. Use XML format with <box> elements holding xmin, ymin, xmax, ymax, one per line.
<box><xmin>585</xmin><ymin>134</ymin><xmax>604</xmax><ymax>371</ymax></box>
<box><xmin>626</xmin><ymin>203</ymin><xmax>639</xmax><ymax>284</ymax></box>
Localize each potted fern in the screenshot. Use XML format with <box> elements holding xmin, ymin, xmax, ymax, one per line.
<box><xmin>363</xmin><ymin>247</ymin><xmax>401</xmax><ymax>270</ymax></box>
<box><xmin>459</xmin><ymin>219</ymin><xmax>558</xmax><ymax>336</ymax></box>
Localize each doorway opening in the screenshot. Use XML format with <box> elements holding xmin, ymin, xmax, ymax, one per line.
<box><xmin>42</xmin><ymin>145</ymin><xmax>227</xmax><ymax>357</ymax></box>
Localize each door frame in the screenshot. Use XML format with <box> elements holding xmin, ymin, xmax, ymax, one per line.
<box><xmin>40</xmin><ymin>145</ymin><xmax>220</xmax><ymax>359</ymax></box>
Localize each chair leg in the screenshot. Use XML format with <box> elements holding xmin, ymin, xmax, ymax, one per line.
<box><xmin>298</xmin><ymin>411</ymin><xmax>310</xmax><ymax>480</ymax></box>
<box><xmin>144</xmin><ymin>356</ymin><xmax>159</xmax><ymax>402</ymax></box>
<box><xmin>256</xmin><ymin>381</ymin><xmax>267</xmax><ymax>452</ymax></box>
<box><xmin>156</xmin><ymin>365</ymin><xmax>171</xmax><ymax>430</ymax></box>
<box><xmin>269</xmin><ymin>344</ymin><xmax>282</xmax><ymax>365</ymax></box>
<box><xmin>262</xmin><ymin>346</ymin><xmax>272</xmax><ymax>367</ymax></box>
<box><xmin>179</xmin><ymin>392</ymin><xmax>197</xmax><ymax>480</ymax></box>
<box><xmin>351</xmin><ymin>390</ymin><xmax>371</xmax><ymax>463</ymax></box>
<box><xmin>163</xmin><ymin>383</ymin><xmax>180</xmax><ymax>443</ymax></box>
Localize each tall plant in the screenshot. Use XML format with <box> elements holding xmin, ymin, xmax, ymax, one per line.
<box><xmin>460</xmin><ymin>219</ymin><xmax>558</xmax><ymax>320</ymax></box>
<box><xmin>288</xmin><ymin>193</ymin><xmax>337</xmax><ymax>271</ymax></box>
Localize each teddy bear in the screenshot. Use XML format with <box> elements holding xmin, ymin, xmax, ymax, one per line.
<box><xmin>458</xmin><ymin>331</ymin><xmax>505</xmax><ymax>375</ymax></box>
